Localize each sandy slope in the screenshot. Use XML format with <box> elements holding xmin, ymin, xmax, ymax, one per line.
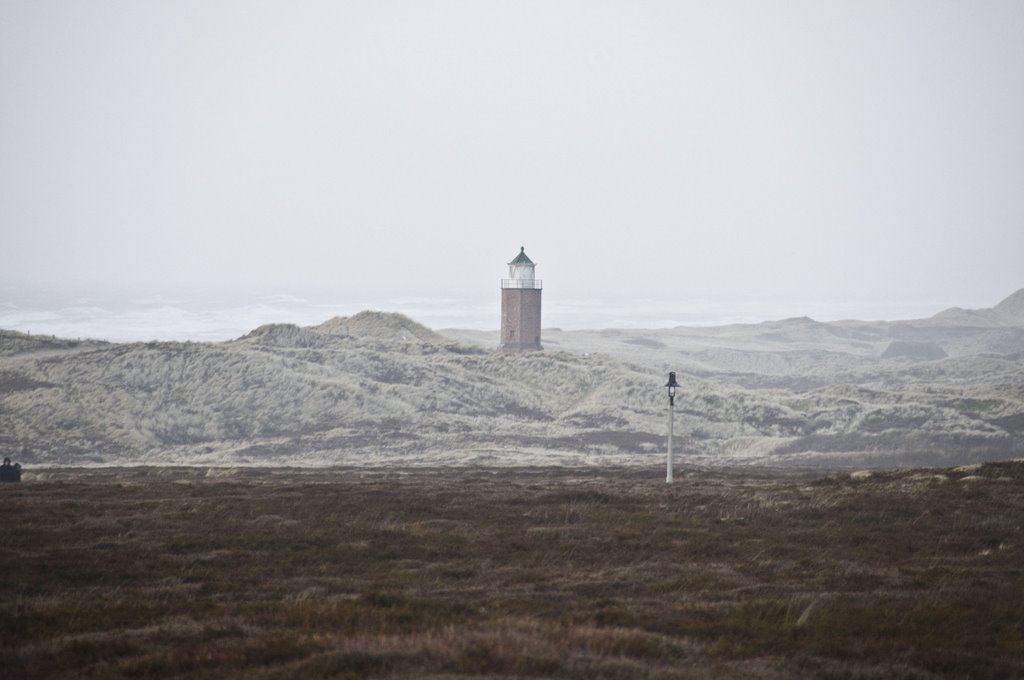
<box><xmin>2</xmin><ymin>294</ymin><xmax>1023</xmax><ymax>468</ymax></box>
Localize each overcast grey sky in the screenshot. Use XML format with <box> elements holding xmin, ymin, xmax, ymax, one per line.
<box><xmin>2</xmin><ymin>0</ymin><xmax>1023</xmax><ymax>318</ymax></box>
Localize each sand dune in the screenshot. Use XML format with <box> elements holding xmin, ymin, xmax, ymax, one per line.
<box><xmin>2</xmin><ymin>290</ymin><xmax>1022</xmax><ymax>468</ymax></box>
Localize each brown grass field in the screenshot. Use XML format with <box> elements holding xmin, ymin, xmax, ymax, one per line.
<box><xmin>2</xmin><ymin>462</ymin><xmax>1023</xmax><ymax>678</ymax></box>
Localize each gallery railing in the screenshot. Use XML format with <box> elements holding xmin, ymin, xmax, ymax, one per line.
<box><xmin>501</xmin><ymin>279</ymin><xmax>543</xmax><ymax>289</ymax></box>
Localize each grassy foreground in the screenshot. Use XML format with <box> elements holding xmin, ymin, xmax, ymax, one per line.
<box><xmin>2</xmin><ymin>463</ymin><xmax>1023</xmax><ymax>678</ymax></box>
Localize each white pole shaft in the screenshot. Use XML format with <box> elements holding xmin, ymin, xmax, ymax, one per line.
<box><xmin>666</xmin><ymin>402</ymin><xmax>674</xmax><ymax>483</ymax></box>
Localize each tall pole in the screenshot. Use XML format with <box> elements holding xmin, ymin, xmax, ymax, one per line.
<box><xmin>665</xmin><ymin>371</ymin><xmax>679</xmax><ymax>483</ymax></box>
<box><xmin>666</xmin><ymin>399</ymin><xmax>674</xmax><ymax>483</ymax></box>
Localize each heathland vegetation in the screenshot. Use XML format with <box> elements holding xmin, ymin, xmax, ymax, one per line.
<box><xmin>3</xmin><ymin>463</ymin><xmax>1023</xmax><ymax>678</ymax></box>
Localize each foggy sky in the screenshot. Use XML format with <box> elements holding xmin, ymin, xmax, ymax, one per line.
<box><xmin>2</xmin><ymin>1</ymin><xmax>1023</xmax><ymax>318</ymax></box>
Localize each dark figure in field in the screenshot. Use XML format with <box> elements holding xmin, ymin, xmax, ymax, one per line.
<box><xmin>1</xmin><ymin>457</ymin><xmax>21</xmax><ymax>483</ymax></box>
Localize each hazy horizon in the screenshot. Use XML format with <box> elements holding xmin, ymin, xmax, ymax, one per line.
<box><xmin>3</xmin><ymin>2</ymin><xmax>1023</xmax><ymax>325</ymax></box>
<box><xmin>2</xmin><ymin>283</ymin><xmax>1014</xmax><ymax>343</ymax></box>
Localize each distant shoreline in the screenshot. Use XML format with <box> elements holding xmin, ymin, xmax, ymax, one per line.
<box><xmin>0</xmin><ymin>293</ymin><xmax>963</xmax><ymax>344</ymax></box>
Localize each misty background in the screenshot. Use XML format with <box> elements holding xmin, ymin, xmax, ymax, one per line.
<box><xmin>2</xmin><ymin>1</ymin><xmax>1023</xmax><ymax>341</ymax></box>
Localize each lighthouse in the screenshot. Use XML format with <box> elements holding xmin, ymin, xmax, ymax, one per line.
<box><xmin>500</xmin><ymin>247</ymin><xmax>543</xmax><ymax>351</ymax></box>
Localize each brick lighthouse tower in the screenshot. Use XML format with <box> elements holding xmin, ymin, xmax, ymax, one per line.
<box><xmin>500</xmin><ymin>247</ymin><xmax>543</xmax><ymax>351</ymax></box>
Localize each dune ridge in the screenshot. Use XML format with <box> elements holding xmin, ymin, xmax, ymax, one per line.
<box><xmin>2</xmin><ymin>291</ymin><xmax>1023</xmax><ymax>468</ymax></box>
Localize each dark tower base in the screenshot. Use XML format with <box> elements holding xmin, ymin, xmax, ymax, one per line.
<box><xmin>500</xmin><ymin>288</ymin><xmax>543</xmax><ymax>351</ymax></box>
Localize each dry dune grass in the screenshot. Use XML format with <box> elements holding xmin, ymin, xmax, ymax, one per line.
<box><xmin>3</xmin><ymin>462</ymin><xmax>1023</xmax><ymax>678</ymax></box>
<box><xmin>3</xmin><ymin>309</ymin><xmax>1024</xmax><ymax>468</ymax></box>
